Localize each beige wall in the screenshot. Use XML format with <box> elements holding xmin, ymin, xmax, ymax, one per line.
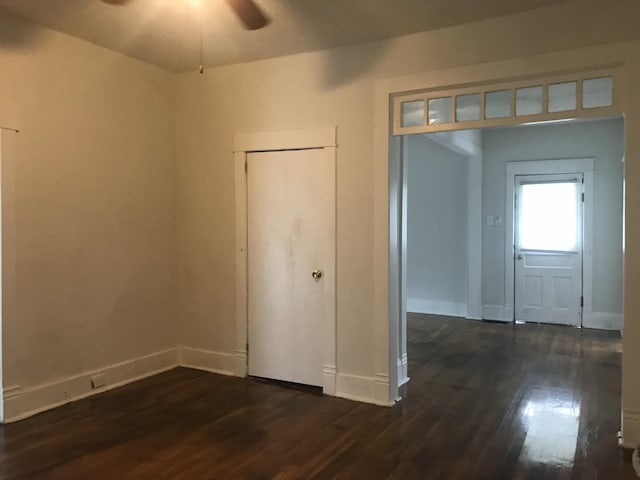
<box><xmin>0</xmin><ymin>16</ymin><xmax>177</xmax><ymax>403</ymax></box>
<box><xmin>2</xmin><ymin>0</ymin><xmax>640</xmax><ymax>442</ymax></box>
<box><xmin>175</xmin><ymin>0</ymin><xmax>640</xmax><ymax>380</ymax></box>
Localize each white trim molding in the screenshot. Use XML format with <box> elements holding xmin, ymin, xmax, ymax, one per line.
<box><xmin>234</xmin><ymin>127</ymin><xmax>338</xmax><ymax>397</ymax></box>
<box><xmin>3</xmin><ymin>348</ymin><xmax>178</xmax><ymax>423</ymax></box>
<box><xmin>336</xmin><ymin>372</ymin><xmax>394</xmax><ymax>407</ymax></box>
<box><xmin>233</xmin><ymin>127</ymin><xmax>336</xmax><ymax>153</ymax></box>
<box><xmin>233</xmin><ymin>349</ymin><xmax>248</xmax><ymax>377</ymax></box>
<box><xmin>505</xmin><ymin>158</ymin><xmax>595</xmax><ymax>325</ymax></box>
<box><xmin>375</xmin><ymin>40</ymin><xmax>632</xmax><ymax>439</ymax></box>
<box><xmin>482</xmin><ymin>305</ymin><xmax>514</xmax><ymax>322</ymax></box>
<box><xmin>407</xmin><ymin>299</ymin><xmax>467</xmax><ymax>318</ymax></box>
<box><xmin>178</xmin><ymin>347</ymin><xmax>237</xmax><ymax>376</ymax></box>
<box><xmin>1</xmin><ymin>128</ymin><xmax>19</xmax><ymax>423</ymax></box>
<box><xmin>397</xmin><ymin>354</ymin><xmax>409</xmax><ymax>387</ymax></box>
<box><xmin>322</xmin><ymin>364</ymin><xmax>337</xmax><ymax>396</ymax></box>
<box><xmin>582</xmin><ymin>312</ymin><xmax>623</xmax><ymax>331</ymax></box>
<box><xmin>3</xmin><ymin>386</ymin><xmax>20</xmax><ymax>403</ymax></box>
<box><xmin>393</xmin><ymin>67</ymin><xmax>622</xmax><ymax>135</ymax></box>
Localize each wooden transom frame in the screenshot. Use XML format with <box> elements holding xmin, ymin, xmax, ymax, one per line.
<box><xmin>392</xmin><ymin>67</ymin><xmax>623</xmax><ymax>135</ymax></box>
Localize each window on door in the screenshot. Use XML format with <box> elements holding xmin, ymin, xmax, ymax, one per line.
<box><xmin>517</xmin><ymin>180</ymin><xmax>581</xmax><ymax>252</ymax></box>
<box><xmin>514</xmin><ymin>173</ymin><xmax>584</xmax><ymax>326</ymax></box>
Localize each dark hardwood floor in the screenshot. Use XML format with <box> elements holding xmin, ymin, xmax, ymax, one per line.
<box><xmin>0</xmin><ymin>314</ymin><xmax>634</xmax><ymax>479</ymax></box>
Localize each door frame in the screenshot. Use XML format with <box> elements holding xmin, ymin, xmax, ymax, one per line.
<box><xmin>513</xmin><ymin>172</ymin><xmax>585</xmax><ymax>326</ymax></box>
<box><xmin>233</xmin><ymin>127</ymin><xmax>337</xmax><ymax>395</ymax></box>
<box><xmin>505</xmin><ymin>158</ymin><xmax>594</xmax><ymax>324</ymax></box>
<box><xmin>374</xmin><ymin>41</ymin><xmax>640</xmax><ymax>446</ymax></box>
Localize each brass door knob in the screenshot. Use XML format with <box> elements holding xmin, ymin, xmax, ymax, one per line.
<box><xmin>312</xmin><ymin>270</ymin><xmax>323</xmax><ymax>279</ymax></box>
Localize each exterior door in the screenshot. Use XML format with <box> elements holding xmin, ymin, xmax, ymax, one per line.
<box><xmin>246</xmin><ymin>148</ymin><xmax>334</xmax><ymax>387</ymax></box>
<box><xmin>514</xmin><ymin>174</ymin><xmax>583</xmax><ymax>326</ymax></box>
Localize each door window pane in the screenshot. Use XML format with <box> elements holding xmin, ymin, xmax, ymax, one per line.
<box><xmin>516</xmin><ymin>86</ymin><xmax>543</xmax><ymax>116</ymax></box>
<box><xmin>485</xmin><ymin>90</ymin><xmax>511</xmax><ymax>119</ymax></box>
<box><xmin>401</xmin><ymin>100</ymin><xmax>425</xmax><ymax>127</ymax></box>
<box><xmin>428</xmin><ymin>97</ymin><xmax>452</xmax><ymax>125</ymax></box>
<box><xmin>582</xmin><ymin>77</ymin><xmax>613</xmax><ymax>109</ymax></box>
<box><xmin>548</xmin><ymin>82</ymin><xmax>577</xmax><ymax>113</ymax></box>
<box><xmin>455</xmin><ymin>94</ymin><xmax>481</xmax><ymax>122</ymax></box>
<box><xmin>518</xmin><ymin>181</ymin><xmax>579</xmax><ymax>251</ymax></box>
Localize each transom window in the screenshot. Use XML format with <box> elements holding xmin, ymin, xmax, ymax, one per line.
<box><xmin>393</xmin><ymin>69</ymin><xmax>619</xmax><ymax>134</ymax></box>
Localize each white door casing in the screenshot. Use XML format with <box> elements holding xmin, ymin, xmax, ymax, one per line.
<box><xmin>505</xmin><ymin>159</ymin><xmax>594</xmax><ymax>324</ymax></box>
<box><xmin>246</xmin><ymin>148</ymin><xmax>333</xmax><ymax>386</ymax></box>
<box><xmin>233</xmin><ymin>127</ymin><xmax>337</xmax><ymax>395</ymax></box>
<box><xmin>514</xmin><ymin>174</ymin><xmax>584</xmax><ymax>326</ymax></box>
<box><xmin>375</xmin><ymin>49</ymin><xmax>631</xmax><ymax>442</ymax></box>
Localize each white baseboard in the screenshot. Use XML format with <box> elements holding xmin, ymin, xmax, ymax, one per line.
<box><xmin>407</xmin><ymin>299</ymin><xmax>467</xmax><ymax>318</ymax></box>
<box><xmin>482</xmin><ymin>304</ymin><xmax>513</xmax><ymax>322</ymax></box>
<box><xmin>2</xmin><ymin>345</ymin><xmax>397</xmax><ymax>422</ymax></box>
<box><xmin>622</xmin><ymin>410</ymin><xmax>640</xmax><ymax>448</ymax></box>
<box><xmin>3</xmin><ymin>347</ymin><xmax>178</xmax><ymax>423</ymax></box>
<box><xmin>178</xmin><ymin>346</ymin><xmax>237</xmax><ymax>376</ymax></box>
<box><xmin>335</xmin><ymin>372</ymin><xmax>393</xmax><ymax>407</ymax></box>
<box><xmin>233</xmin><ymin>349</ymin><xmax>248</xmax><ymax>377</ymax></box>
<box><xmin>397</xmin><ymin>353</ymin><xmax>409</xmax><ymax>387</ymax></box>
<box><xmin>582</xmin><ymin>311</ymin><xmax>623</xmax><ymax>331</ymax></box>
<box><xmin>322</xmin><ymin>364</ymin><xmax>337</xmax><ymax>396</ymax></box>
<box><xmin>480</xmin><ymin>306</ymin><xmax>621</xmax><ymax>330</ymax></box>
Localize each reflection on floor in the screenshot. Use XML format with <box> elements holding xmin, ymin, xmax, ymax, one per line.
<box><xmin>520</xmin><ymin>391</ymin><xmax>580</xmax><ymax>467</ymax></box>
<box><xmin>405</xmin><ymin>313</ymin><xmax>632</xmax><ymax>478</ymax></box>
<box><xmin>0</xmin><ymin>314</ymin><xmax>635</xmax><ymax>478</ymax></box>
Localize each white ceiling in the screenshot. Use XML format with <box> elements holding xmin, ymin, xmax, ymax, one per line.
<box><xmin>0</xmin><ymin>0</ymin><xmax>568</xmax><ymax>72</ymax></box>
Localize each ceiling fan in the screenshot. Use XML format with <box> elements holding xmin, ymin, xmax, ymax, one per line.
<box><xmin>99</xmin><ymin>0</ymin><xmax>270</xmax><ymax>30</ymax></box>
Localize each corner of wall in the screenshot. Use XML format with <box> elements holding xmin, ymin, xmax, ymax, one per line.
<box><xmin>3</xmin><ymin>348</ymin><xmax>178</xmax><ymax>423</ymax></box>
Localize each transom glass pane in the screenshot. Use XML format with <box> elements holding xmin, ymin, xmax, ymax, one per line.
<box><xmin>401</xmin><ymin>100</ymin><xmax>425</xmax><ymax>127</ymax></box>
<box><xmin>455</xmin><ymin>94</ymin><xmax>481</xmax><ymax>122</ymax></box>
<box><xmin>548</xmin><ymin>82</ymin><xmax>577</xmax><ymax>113</ymax></box>
<box><xmin>516</xmin><ymin>86</ymin><xmax>543</xmax><ymax>116</ymax></box>
<box><xmin>485</xmin><ymin>90</ymin><xmax>511</xmax><ymax>119</ymax></box>
<box><xmin>428</xmin><ymin>97</ymin><xmax>452</xmax><ymax>125</ymax></box>
<box><xmin>583</xmin><ymin>77</ymin><xmax>613</xmax><ymax>109</ymax></box>
<box><xmin>518</xmin><ymin>181</ymin><xmax>579</xmax><ymax>251</ymax></box>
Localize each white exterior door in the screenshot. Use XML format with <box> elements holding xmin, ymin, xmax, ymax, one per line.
<box><xmin>514</xmin><ymin>174</ymin><xmax>583</xmax><ymax>326</ymax></box>
<box><xmin>246</xmin><ymin>148</ymin><xmax>334</xmax><ymax>387</ymax></box>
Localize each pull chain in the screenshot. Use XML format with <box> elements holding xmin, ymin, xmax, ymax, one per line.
<box><xmin>199</xmin><ymin>9</ymin><xmax>204</xmax><ymax>74</ymax></box>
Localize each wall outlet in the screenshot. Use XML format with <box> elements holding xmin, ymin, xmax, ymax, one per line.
<box><xmin>90</xmin><ymin>374</ymin><xmax>106</xmax><ymax>389</ymax></box>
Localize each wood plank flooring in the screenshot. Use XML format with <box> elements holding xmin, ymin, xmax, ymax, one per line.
<box><xmin>0</xmin><ymin>314</ymin><xmax>635</xmax><ymax>479</ymax></box>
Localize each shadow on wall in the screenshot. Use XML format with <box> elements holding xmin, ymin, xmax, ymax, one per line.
<box><xmin>318</xmin><ymin>40</ymin><xmax>390</xmax><ymax>89</ymax></box>
<box><xmin>285</xmin><ymin>1</ymin><xmax>390</xmax><ymax>89</ymax></box>
<box><xmin>279</xmin><ymin>0</ymin><xmax>568</xmax><ymax>89</ymax></box>
<box><xmin>0</xmin><ymin>13</ymin><xmax>45</xmax><ymax>50</ymax></box>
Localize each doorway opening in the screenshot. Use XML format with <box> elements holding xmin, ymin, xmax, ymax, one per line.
<box><xmin>395</xmin><ymin>116</ymin><xmax>624</xmax><ymax>469</ymax></box>
<box><xmin>398</xmin><ymin>116</ymin><xmax>624</xmax><ymax>387</ymax></box>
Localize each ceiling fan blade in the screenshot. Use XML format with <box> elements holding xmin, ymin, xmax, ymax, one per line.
<box><xmin>225</xmin><ymin>0</ymin><xmax>270</xmax><ymax>30</ymax></box>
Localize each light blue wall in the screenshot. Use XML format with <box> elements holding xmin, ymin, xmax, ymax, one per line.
<box><xmin>482</xmin><ymin>117</ymin><xmax>624</xmax><ymax>315</ymax></box>
<box><xmin>406</xmin><ymin>135</ymin><xmax>468</xmax><ymax>315</ymax></box>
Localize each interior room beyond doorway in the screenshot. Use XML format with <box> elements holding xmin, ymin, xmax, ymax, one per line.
<box><xmin>404</xmin><ymin>116</ymin><xmax>624</xmax><ymax>330</ymax></box>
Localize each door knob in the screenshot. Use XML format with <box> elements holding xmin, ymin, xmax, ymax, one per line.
<box><xmin>517</xmin><ymin>254</ymin><xmax>523</xmax><ymax>260</ymax></box>
<box><xmin>312</xmin><ymin>269</ymin><xmax>323</xmax><ymax>279</ymax></box>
